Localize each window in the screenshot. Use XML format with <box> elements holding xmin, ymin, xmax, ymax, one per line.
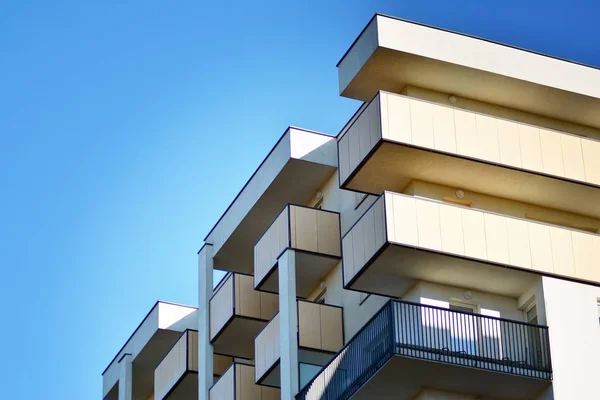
<box><xmin>314</xmin><ymin>196</ymin><xmax>323</xmax><ymax>209</ymax></box>
<box><xmin>449</xmin><ymin>303</ymin><xmax>476</xmax><ymax>313</ymax></box>
<box><xmin>314</xmin><ymin>289</ymin><xmax>326</xmax><ymax>304</ymax></box>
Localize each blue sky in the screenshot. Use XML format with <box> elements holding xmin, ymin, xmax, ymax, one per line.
<box><xmin>0</xmin><ymin>1</ymin><xmax>597</xmax><ymax>399</ymax></box>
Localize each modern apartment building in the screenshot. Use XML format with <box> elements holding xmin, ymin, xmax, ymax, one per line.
<box><xmin>102</xmin><ymin>14</ymin><xmax>600</xmax><ymax>400</ymax></box>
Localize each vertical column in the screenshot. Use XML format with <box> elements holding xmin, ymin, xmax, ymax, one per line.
<box><xmin>118</xmin><ymin>353</ymin><xmax>132</xmax><ymax>400</ymax></box>
<box><xmin>198</xmin><ymin>244</ymin><xmax>214</xmax><ymax>400</ymax></box>
<box><xmin>278</xmin><ymin>249</ymin><xmax>299</xmax><ymax>400</ymax></box>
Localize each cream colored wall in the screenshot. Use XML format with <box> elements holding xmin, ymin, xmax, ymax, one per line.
<box><xmin>403</xmin><ymin>281</ymin><xmax>523</xmax><ymax>322</ymax></box>
<box><xmin>542</xmin><ymin>277</ymin><xmax>600</xmax><ymax>399</ymax></box>
<box><xmin>254</xmin><ymin>313</ymin><xmax>280</xmax><ymax>383</ymax></box>
<box><xmin>187</xmin><ymin>330</ymin><xmax>198</xmax><ymax>372</ymax></box>
<box><xmin>379</xmin><ymin>91</ymin><xmax>600</xmax><ymax>187</ymax></box>
<box><xmin>383</xmin><ymin>191</ymin><xmax>600</xmax><ymax>285</ymax></box>
<box><xmin>210</xmin><ymin>274</ymin><xmax>234</xmax><ymax>339</ymax></box>
<box><xmin>403</xmin><ymin>180</ymin><xmax>600</xmax><ymax>233</ymax></box>
<box><xmin>402</xmin><ymin>86</ymin><xmax>600</xmax><ymax>141</ymax></box>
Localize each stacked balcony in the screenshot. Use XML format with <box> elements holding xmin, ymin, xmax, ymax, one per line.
<box><xmin>299</xmin><ymin>300</ymin><xmax>551</xmax><ymax>400</ymax></box>
<box><xmin>254</xmin><ymin>300</ymin><xmax>344</xmax><ymax>388</ymax></box>
<box><xmin>210</xmin><ymin>363</ymin><xmax>280</xmax><ymax>400</ymax></box>
<box><xmin>254</xmin><ymin>204</ymin><xmax>341</xmax><ymax>298</ymax></box>
<box><xmin>210</xmin><ymin>273</ymin><xmax>278</xmax><ymax>359</ymax></box>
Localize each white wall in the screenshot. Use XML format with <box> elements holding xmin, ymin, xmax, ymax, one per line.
<box><xmin>542</xmin><ymin>277</ymin><xmax>600</xmax><ymax>399</ymax></box>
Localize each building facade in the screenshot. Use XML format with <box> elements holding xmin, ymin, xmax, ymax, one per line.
<box><xmin>102</xmin><ymin>14</ymin><xmax>600</xmax><ymax>400</ymax></box>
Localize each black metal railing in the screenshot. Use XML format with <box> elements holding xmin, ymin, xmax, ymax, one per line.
<box><xmin>297</xmin><ymin>301</ymin><xmax>395</xmax><ymax>400</ymax></box>
<box><xmin>297</xmin><ymin>299</ymin><xmax>552</xmax><ymax>400</ymax></box>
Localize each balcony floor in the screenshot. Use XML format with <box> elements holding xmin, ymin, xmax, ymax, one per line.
<box><xmin>212</xmin><ymin>316</ymin><xmax>267</xmax><ymax>359</ymax></box>
<box><xmin>163</xmin><ymin>372</ymin><xmax>197</xmax><ymax>400</ymax></box>
<box><xmin>350</xmin><ymin>244</ymin><xmax>539</xmax><ymax>298</ymax></box>
<box><xmin>353</xmin><ymin>355</ymin><xmax>550</xmax><ymax>400</ymax></box>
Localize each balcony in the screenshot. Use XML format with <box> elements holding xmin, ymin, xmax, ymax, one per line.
<box><xmin>209</xmin><ymin>363</ymin><xmax>280</xmax><ymax>400</ymax></box>
<box><xmin>338</xmin><ymin>91</ymin><xmax>600</xmax><ymax>220</ymax></box>
<box><xmin>298</xmin><ymin>300</ymin><xmax>551</xmax><ymax>400</ymax></box>
<box><xmin>102</xmin><ymin>302</ymin><xmax>197</xmax><ymax>400</ymax></box>
<box><xmin>204</xmin><ymin>127</ymin><xmax>337</xmax><ymax>274</ymax></box>
<box><xmin>210</xmin><ymin>273</ymin><xmax>278</xmax><ymax>359</ymax></box>
<box><xmin>338</xmin><ymin>14</ymin><xmax>600</xmax><ymax>130</ymax></box>
<box><xmin>255</xmin><ymin>301</ymin><xmax>344</xmax><ymax>388</ymax></box>
<box><xmin>154</xmin><ymin>330</ymin><xmax>198</xmax><ymax>400</ymax></box>
<box><xmin>343</xmin><ymin>191</ymin><xmax>600</xmax><ymax>297</ymax></box>
<box><xmin>254</xmin><ymin>204</ymin><xmax>341</xmax><ymax>297</ymax></box>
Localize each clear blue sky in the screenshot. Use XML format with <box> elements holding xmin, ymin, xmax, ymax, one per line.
<box><xmin>0</xmin><ymin>1</ymin><xmax>597</xmax><ymax>399</ymax></box>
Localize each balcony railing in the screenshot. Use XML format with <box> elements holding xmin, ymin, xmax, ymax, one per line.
<box><xmin>154</xmin><ymin>330</ymin><xmax>198</xmax><ymax>400</ymax></box>
<box><xmin>297</xmin><ymin>300</ymin><xmax>551</xmax><ymax>400</ymax></box>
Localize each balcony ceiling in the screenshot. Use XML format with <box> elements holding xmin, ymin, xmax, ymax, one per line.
<box><xmin>347</xmin><ymin>141</ymin><xmax>600</xmax><ymax>220</ymax></box>
<box><xmin>352</xmin><ymin>356</ymin><xmax>550</xmax><ymax>400</ymax></box>
<box><xmin>339</xmin><ymin>14</ymin><xmax>600</xmax><ymax>130</ymax></box>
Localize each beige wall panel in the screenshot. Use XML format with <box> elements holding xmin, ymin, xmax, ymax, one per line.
<box><xmin>320</xmin><ymin>306</ymin><xmax>343</xmax><ymax>352</ymax></box>
<box><xmin>154</xmin><ymin>332</ymin><xmax>187</xmax><ymax>400</ymax></box>
<box><xmin>506</xmin><ymin>218</ymin><xmax>532</xmax><ymax>269</ymax></box>
<box><xmin>550</xmin><ymin>227</ymin><xmax>575</xmax><ymax>277</ymax></box>
<box><xmin>316</xmin><ymin>211</ymin><xmax>341</xmax><ymax>256</ymax></box>
<box><xmin>409</xmin><ymin>98</ymin><xmax>435</xmax><ymax>148</ymax></box>
<box><xmin>518</xmin><ymin>124</ymin><xmax>543</xmax><ymax>172</ymax></box>
<box><xmin>432</xmin><ymin>102</ymin><xmax>456</xmax><ymax>153</ymax></box>
<box><xmin>483</xmin><ymin>213</ymin><xmax>510</xmax><ymax>264</ymax></box>
<box><xmin>260</xmin><ymin>292</ymin><xmax>278</xmax><ymax>320</ymax></box>
<box><xmin>560</xmin><ymin>134</ymin><xmax>586</xmax><ymax>181</ymax></box>
<box><xmin>292</xmin><ymin>206</ymin><xmax>318</xmax><ymax>253</ymax></box>
<box><xmin>187</xmin><ymin>331</ymin><xmax>198</xmax><ymax>372</ymax></box>
<box><xmin>357</xmin><ymin>104</ymin><xmax>372</xmax><ymax>162</ymax></box>
<box><xmin>581</xmin><ymin>139</ymin><xmax>600</xmax><ymax>185</ymax></box>
<box><xmin>461</xmin><ymin>209</ymin><xmax>487</xmax><ymax>260</ymax></box>
<box><xmin>298</xmin><ymin>301</ymin><xmax>322</xmax><ymax>349</ymax></box>
<box><xmin>539</xmin><ymin>129</ymin><xmax>565</xmax><ymax>177</ymax></box>
<box><xmin>572</xmin><ymin>232</ymin><xmax>600</xmax><ymax>282</ymax></box>
<box><xmin>373</xmin><ymin>198</ymin><xmax>386</xmax><ymax>249</ymax></box>
<box><xmin>210</xmin><ymin>275</ymin><xmax>234</xmax><ymax>339</ymax></box>
<box><xmin>389</xmin><ymin>193</ymin><xmax>419</xmax><ymax>246</ymax></box>
<box><xmin>416</xmin><ymin>200</ymin><xmax>442</xmax><ymax>251</ymax></box>
<box><xmin>384</xmin><ymin>92</ymin><xmax>412</xmax><ymax>144</ymax></box>
<box><xmin>475</xmin><ymin>114</ymin><xmax>500</xmax><ymax>163</ymax></box>
<box><xmin>210</xmin><ymin>365</ymin><xmax>234</xmax><ymax>400</ymax></box>
<box><xmin>369</xmin><ymin>96</ymin><xmax>381</xmax><ymax>154</ymax></box>
<box><xmin>528</xmin><ymin>223</ymin><xmax>553</xmax><ymax>273</ymax></box>
<box><xmin>439</xmin><ymin>204</ymin><xmax>465</xmax><ymax>255</ymax></box>
<box><xmin>361</xmin><ymin>206</ymin><xmax>377</xmax><ymax>264</ymax></box>
<box><xmin>454</xmin><ymin>109</ymin><xmax>478</xmax><ymax>158</ymax></box>
<box><xmin>238</xmin><ymin>364</ymin><xmax>262</xmax><ymax>400</ymax></box>
<box><xmin>237</xmin><ymin>274</ymin><xmax>261</xmax><ymax>319</ymax></box>
<box><xmin>255</xmin><ymin>314</ymin><xmax>279</xmax><ymax>382</ymax></box>
<box><xmin>497</xmin><ymin>119</ymin><xmax>522</xmax><ymax>168</ymax></box>
<box><xmin>384</xmin><ymin>194</ymin><xmax>396</xmax><ymax>243</ymax></box>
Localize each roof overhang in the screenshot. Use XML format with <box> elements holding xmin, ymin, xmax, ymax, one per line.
<box><xmin>102</xmin><ymin>302</ymin><xmax>197</xmax><ymax>400</ymax></box>
<box><xmin>204</xmin><ymin>127</ymin><xmax>337</xmax><ymax>274</ymax></box>
<box><xmin>338</xmin><ymin>14</ymin><xmax>600</xmax><ymax>130</ymax></box>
